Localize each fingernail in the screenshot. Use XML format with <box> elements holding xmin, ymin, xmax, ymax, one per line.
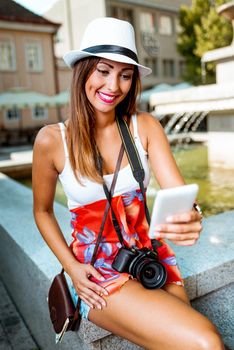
<box><xmin>104</xmin><ymin>290</ymin><xmax>109</xmax><ymax>296</ymax></box>
<box><xmin>97</xmin><ymin>304</ymin><xmax>102</xmax><ymax>310</ymax></box>
<box><xmin>166</xmin><ymin>216</ymin><xmax>173</xmax><ymax>222</ymax></box>
<box><xmin>101</xmin><ymin>301</ymin><xmax>106</xmax><ymax>307</ymax></box>
<box><xmin>154</xmin><ymin>225</ymin><xmax>162</xmax><ymax>231</ymax></box>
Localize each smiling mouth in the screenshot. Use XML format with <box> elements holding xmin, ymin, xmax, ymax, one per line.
<box><xmin>98</xmin><ymin>91</ymin><xmax>118</xmax><ymax>103</ymax></box>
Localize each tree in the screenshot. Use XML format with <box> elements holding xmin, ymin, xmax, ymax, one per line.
<box><xmin>177</xmin><ymin>0</ymin><xmax>232</xmax><ymax>85</ymax></box>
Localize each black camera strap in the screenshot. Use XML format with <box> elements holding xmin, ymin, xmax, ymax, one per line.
<box><xmin>116</xmin><ymin>115</ymin><xmax>162</xmax><ymax>250</ymax></box>
<box><xmin>98</xmin><ymin>115</ymin><xmax>161</xmax><ymax>251</ymax></box>
<box><xmin>116</xmin><ymin>116</ymin><xmax>150</xmax><ymax>224</ymax></box>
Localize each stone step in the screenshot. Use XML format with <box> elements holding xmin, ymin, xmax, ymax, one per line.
<box><xmin>192</xmin><ymin>282</ymin><xmax>234</xmax><ymax>350</ymax></box>
<box><xmin>172</xmin><ymin>209</ymin><xmax>234</xmax><ymax>300</ymax></box>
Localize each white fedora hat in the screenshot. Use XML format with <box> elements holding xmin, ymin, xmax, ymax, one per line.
<box><xmin>63</xmin><ymin>17</ymin><xmax>152</xmax><ymax>77</ymax></box>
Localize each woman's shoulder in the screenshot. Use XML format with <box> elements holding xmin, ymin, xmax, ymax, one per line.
<box><xmin>136</xmin><ymin>111</ymin><xmax>162</xmax><ymax>134</ymax></box>
<box><xmin>34</xmin><ymin>123</ymin><xmax>61</xmax><ymax>151</ymax></box>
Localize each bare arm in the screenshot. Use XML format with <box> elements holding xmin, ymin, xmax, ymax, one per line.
<box><xmin>32</xmin><ymin>126</ymin><xmax>77</xmax><ymax>270</ymax></box>
<box><xmin>32</xmin><ymin>126</ymin><xmax>108</xmax><ymax>309</ymax></box>
<box><xmin>138</xmin><ymin>113</ymin><xmax>202</xmax><ymax>246</ymax></box>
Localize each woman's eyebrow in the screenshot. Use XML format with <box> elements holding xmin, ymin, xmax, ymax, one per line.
<box><xmin>122</xmin><ymin>67</ymin><xmax>134</xmax><ymax>72</ymax></box>
<box><xmin>98</xmin><ymin>61</ymin><xmax>113</xmax><ymax>68</ymax></box>
<box><xmin>98</xmin><ymin>61</ymin><xmax>134</xmax><ymax>71</ymax></box>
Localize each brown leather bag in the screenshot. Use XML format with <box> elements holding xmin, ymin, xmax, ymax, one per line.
<box><xmin>48</xmin><ymin>269</ymin><xmax>81</xmax><ymax>341</ymax></box>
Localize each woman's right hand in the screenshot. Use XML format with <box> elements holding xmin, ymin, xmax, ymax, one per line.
<box><xmin>68</xmin><ymin>261</ymin><xmax>109</xmax><ymax>310</ymax></box>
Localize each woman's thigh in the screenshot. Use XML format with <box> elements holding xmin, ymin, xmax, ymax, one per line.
<box><xmin>88</xmin><ymin>279</ymin><xmax>223</xmax><ymax>350</ymax></box>
<box><xmin>162</xmin><ymin>283</ymin><xmax>190</xmax><ymax>304</ymax></box>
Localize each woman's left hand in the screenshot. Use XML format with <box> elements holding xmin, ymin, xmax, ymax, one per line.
<box><xmin>153</xmin><ymin>209</ymin><xmax>203</xmax><ymax>246</ymax></box>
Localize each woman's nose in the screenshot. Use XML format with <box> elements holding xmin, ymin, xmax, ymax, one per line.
<box><xmin>107</xmin><ymin>75</ymin><xmax>119</xmax><ymax>92</ymax></box>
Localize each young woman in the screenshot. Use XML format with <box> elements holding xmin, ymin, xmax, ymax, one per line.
<box><xmin>33</xmin><ymin>17</ymin><xmax>224</xmax><ymax>350</ymax></box>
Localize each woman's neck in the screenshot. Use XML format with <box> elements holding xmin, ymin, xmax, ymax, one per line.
<box><xmin>95</xmin><ymin>113</ymin><xmax>117</xmax><ymax>143</ymax></box>
<box><xmin>95</xmin><ymin>111</ymin><xmax>116</xmax><ymax>130</ymax></box>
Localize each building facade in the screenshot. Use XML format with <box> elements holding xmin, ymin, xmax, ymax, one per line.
<box><xmin>0</xmin><ymin>0</ymin><xmax>60</xmax><ymax>139</ymax></box>
<box><xmin>0</xmin><ymin>0</ymin><xmax>60</xmax><ymax>95</ymax></box>
<box><xmin>0</xmin><ymin>0</ymin><xmax>192</xmax><ymax>142</ymax></box>
<box><xmin>45</xmin><ymin>0</ymin><xmax>191</xmax><ymax>89</ymax></box>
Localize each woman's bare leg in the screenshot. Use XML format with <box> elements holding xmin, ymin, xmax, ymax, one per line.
<box><xmin>89</xmin><ymin>280</ymin><xmax>224</xmax><ymax>350</ymax></box>
<box><xmin>162</xmin><ymin>283</ymin><xmax>190</xmax><ymax>304</ymax></box>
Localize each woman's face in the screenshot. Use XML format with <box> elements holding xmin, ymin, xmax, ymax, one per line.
<box><xmin>85</xmin><ymin>58</ymin><xmax>134</xmax><ymax>116</ymax></box>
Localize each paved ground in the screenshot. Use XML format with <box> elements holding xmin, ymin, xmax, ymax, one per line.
<box><xmin>0</xmin><ymin>280</ymin><xmax>39</xmax><ymax>350</ymax></box>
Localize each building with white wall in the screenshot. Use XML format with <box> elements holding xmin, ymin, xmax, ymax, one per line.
<box><xmin>44</xmin><ymin>0</ymin><xmax>191</xmax><ymax>89</ymax></box>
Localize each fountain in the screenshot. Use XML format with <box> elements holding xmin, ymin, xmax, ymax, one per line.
<box><xmin>150</xmin><ymin>1</ymin><xmax>234</xmax><ymax>168</ymax></box>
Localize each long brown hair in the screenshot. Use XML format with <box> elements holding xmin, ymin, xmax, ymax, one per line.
<box><xmin>67</xmin><ymin>57</ymin><xmax>141</xmax><ymax>183</ymax></box>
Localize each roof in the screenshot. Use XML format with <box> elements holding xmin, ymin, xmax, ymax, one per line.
<box><xmin>150</xmin><ymin>82</ymin><xmax>234</xmax><ymax>114</ymax></box>
<box><xmin>140</xmin><ymin>83</ymin><xmax>192</xmax><ymax>103</ymax></box>
<box><xmin>51</xmin><ymin>90</ymin><xmax>70</xmax><ymax>105</ymax></box>
<box><xmin>0</xmin><ymin>88</ymin><xmax>53</xmax><ymax>109</ymax></box>
<box><xmin>0</xmin><ymin>0</ymin><xmax>60</xmax><ymax>27</ymax></box>
<box><xmin>202</xmin><ymin>45</ymin><xmax>234</xmax><ymax>63</ymax></box>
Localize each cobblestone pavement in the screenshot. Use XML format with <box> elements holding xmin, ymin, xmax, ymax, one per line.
<box><xmin>0</xmin><ymin>280</ymin><xmax>39</xmax><ymax>350</ymax></box>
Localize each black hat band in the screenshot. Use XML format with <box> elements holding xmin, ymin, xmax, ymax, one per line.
<box><xmin>83</xmin><ymin>45</ymin><xmax>138</xmax><ymax>63</ymax></box>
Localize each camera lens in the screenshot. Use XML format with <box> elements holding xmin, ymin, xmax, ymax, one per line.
<box><xmin>139</xmin><ymin>260</ymin><xmax>167</xmax><ymax>289</ymax></box>
<box><xmin>144</xmin><ymin>266</ymin><xmax>156</xmax><ymax>279</ymax></box>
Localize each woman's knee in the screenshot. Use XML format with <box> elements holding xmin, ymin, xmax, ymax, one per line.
<box><xmin>196</xmin><ymin>326</ymin><xmax>224</xmax><ymax>350</ymax></box>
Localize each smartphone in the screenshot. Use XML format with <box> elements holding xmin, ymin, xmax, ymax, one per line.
<box><xmin>148</xmin><ymin>184</ymin><xmax>199</xmax><ymax>239</ymax></box>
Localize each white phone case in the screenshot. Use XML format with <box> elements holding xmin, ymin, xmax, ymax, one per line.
<box><xmin>148</xmin><ymin>184</ymin><xmax>199</xmax><ymax>239</ymax></box>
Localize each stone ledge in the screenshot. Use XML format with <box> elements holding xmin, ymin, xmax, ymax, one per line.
<box><xmin>192</xmin><ymin>282</ymin><xmax>234</xmax><ymax>349</ymax></box>
<box><xmin>0</xmin><ymin>279</ymin><xmax>38</xmax><ymax>350</ymax></box>
<box><xmin>0</xmin><ymin>173</ymin><xmax>233</xmax><ymax>350</ymax></box>
<box><xmin>172</xmin><ymin>209</ymin><xmax>234</xmax><ymax>300</ymax></box>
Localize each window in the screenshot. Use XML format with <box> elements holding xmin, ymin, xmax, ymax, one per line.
<box><xmin>140</xmin><ymin>12</ymin><xmax>159</xmax><ymax>56</ymax></box>
<box><xmin>110</xmin><ymin>6</ymin><xmax>133</xmax><ymax>24</ymax></box>
<box><xmin>32</xmin><ymin>106</ymin><xmax>48</xmax><ymax>120</ymax></box>
<box><xmin>145</xmin><ymin>58</ymin><xmax>158</xmax><ymax>76</ymax></box>
<box><xmin>163</xmin><ymin>59</ymin><xmax>175</xmax><ymax>77</ymax></box>
<box><xmin>159</xmin><ymin>15</ymin><xmax>173</xmax><ymax>35</ymax></box>
<box><xmin>140</xmin><ymin>12</ymin><xmax>156</xmax><ymax>34</ymax></box>
<box><xmin>5</xmin><ymin>108</ymin><xmax>21</xmax><ymax>121</ymax></box>
<box><xmin>25</xmin><ymin>42</ymin><xmax>43</xmax><ymax>72</ymax></box>
<box><xmin>0</xmin><ymin>40</ymin><xmax>16</xmax><ymax>71</ymax></box>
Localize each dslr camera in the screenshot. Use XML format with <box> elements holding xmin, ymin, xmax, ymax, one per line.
<box><xmin>112</xmin><ymin>246</ymin><xmax>167</xmax><ymax>289</ymax></box>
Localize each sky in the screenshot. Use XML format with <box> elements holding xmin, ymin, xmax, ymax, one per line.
<box><xmin>13</xmin><ymin>0</ymin><xmax>58</xmax><ymax>15</ymax></box>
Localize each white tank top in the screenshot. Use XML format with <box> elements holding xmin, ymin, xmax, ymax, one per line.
<box><xmin>58</xmin><ymin>115</ymin><xmax>150</xmax><ymax>210</ymax></box>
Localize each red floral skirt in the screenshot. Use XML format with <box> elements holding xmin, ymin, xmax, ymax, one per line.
<box><xmin>70</xmin><ymin>189</ymin><xmax>183</xmax><ymax>294</ymax></box>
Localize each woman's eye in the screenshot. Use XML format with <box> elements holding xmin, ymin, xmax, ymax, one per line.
<box><xmin>122</xmin><ymin>74</ymin><xmax>132</xmax><ymax>80</ymax></box>
<box><xmin>97</xmin><ymin>69</ymin><xmax>109</xmax><ymax>76</ymax></box>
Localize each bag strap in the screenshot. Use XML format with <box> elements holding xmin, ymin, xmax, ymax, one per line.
<box><xmin>62</xmin><ymin>143</ymin><xmax>125</xmax><ymax>328</ymax></box>
<box><xmin>102</xmin><ymin>178</ymin><xmax>125</xmax><ymax>247</ymax></box>
<box><xmin>74</xmin><ymin>144</ymin><xmax>124</xmax><ymax>326</ymax></box>
<box><xmin>90</xmin><ymin>143</ymin><xmax>125</xmax><ymax>265</ymax></box>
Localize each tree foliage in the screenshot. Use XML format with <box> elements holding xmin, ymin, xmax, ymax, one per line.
<box><xmin>177</xmin><ymin>0</ymin><xmax>233</xmax><ymax>84</ymax></box>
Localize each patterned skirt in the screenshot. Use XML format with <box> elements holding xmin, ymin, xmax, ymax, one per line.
<box><xmin>70</xmin><ymin>189</ymin><xmax>183</xmax><ymax>294</ymax></box>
